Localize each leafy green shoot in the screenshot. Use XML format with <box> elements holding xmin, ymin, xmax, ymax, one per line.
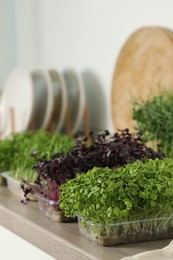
<box><xmin>60</xmin><ymin>158</ymin><xmax>173</xmax><ymax>223</ymax></box>
<box><xmin>132</xmin><ymin>90</ymin><xmax>173</xmax><ymax>155</ymax></box>
<box><xmin>0</xmin><ymin>130</ymin><xmax>74</xmax><ymax>182</ymax></box>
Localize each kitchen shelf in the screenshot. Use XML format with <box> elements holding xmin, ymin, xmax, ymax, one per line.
<box><xmin>0</xmin><ymin>186</ymin><xmax>171</xmax><ymax>260</ymax></box>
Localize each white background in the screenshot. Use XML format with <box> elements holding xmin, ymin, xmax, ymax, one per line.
<box><xmin>1</xmin><ymin>0</ymin><xmax>173</xmax><ymax>131</ymax></box>
<box><xmin>0</xmin><ymin>0</ymin><xmax>173</xmax><ymax>258</ymax></box>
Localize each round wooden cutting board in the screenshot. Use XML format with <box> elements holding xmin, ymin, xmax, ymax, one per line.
<box><xmin>111</xmin><ymin>26</ymin><xmax>173</xmax><ymax>132</ymax></box>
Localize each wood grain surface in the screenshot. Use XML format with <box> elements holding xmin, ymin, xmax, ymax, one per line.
<box><xmin>111</xmin><ymin>26</ymin><xmax>173</xmax><ymax>132</ymax></box>
<box><xmin>0</xmin><ymin>186</ymin><xmax>171</xmax><ymax>260</ymax></box>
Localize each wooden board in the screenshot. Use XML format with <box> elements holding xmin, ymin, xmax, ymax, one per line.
<box><xmin>111</xmin><ymin>26</ymin><xmax>173</xmax><ymax>131</ymax></box>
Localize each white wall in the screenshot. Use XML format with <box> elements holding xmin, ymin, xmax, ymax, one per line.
<box><xmin>0</xmin><ymin>0</ymin><xmax>173</xmax><ymax>130</ymax></box>
<box><xmin>12</xmin><ymin>0</ymin><xmax>173</xmax><ymax>131</ymax></box>
<box><xmin>0</xmin><ymin>0</ymin><xmax>16</xmax><ymax>88</ymax></box>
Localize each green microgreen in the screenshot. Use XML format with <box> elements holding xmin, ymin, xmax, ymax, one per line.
<box><xmin>132</xmin><ymin>90</ymin><xmax>173</xmax><ymax>155</ymax></box>
<box><xmin>0</xmin><ymin>130</ymin><xmax>74</xmax><ymax>182</ymax></box>
<box><xmin>60</xmin><ymin>158</ymin><xmax>173</xmax><ymax>223</ymax></box>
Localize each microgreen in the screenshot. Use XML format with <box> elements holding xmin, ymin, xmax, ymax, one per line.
<box><xmin>60</xmin><ymin>158</ymin><xmax>173</xmax><ymax>223</ymax></box>
<box><xmin>21</xmin><ymin>179</ymin><xmax>60</xmax><ymax>204</ymax></box>
<box><xmin>132</xmin><ymin>91</ymin><xmax>173</xmax><ymax>155</ymax></box>
<box><xmin>21</xmin><ymin>129</ymin><xmax>164</xmax><ymax>204</ymax></box>
<box><xmin>0</xmin><ymin>130</ymin><xmax>74</xmax><ymax>182</ymax></box>
<box><xmin>33</xmin><ymin>129</ymin><xmax>164</xmax><ymax>185</ymax></box>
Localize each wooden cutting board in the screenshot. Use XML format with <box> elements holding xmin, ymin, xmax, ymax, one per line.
<box><xmin>111</xmin><ymin>26</ymin><xmax>173</xmax><ymax>132</ymax></box>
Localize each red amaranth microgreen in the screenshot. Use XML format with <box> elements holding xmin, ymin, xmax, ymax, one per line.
<box><xmin>33</xmin><ymin>129</ymin><xmax>164</xmax><ymax>184</ymax></box>
<box><xmin>21</xmin><ymin>180</ymin><xmax>60</xmax><ymax>204</ymax></box>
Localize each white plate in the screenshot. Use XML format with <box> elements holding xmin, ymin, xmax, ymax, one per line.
<box><xmin>0</xmin><ymin>67</ymin><xmax>34</xmax><ymax>139</ymax></box>
<box><xmin>81</xmin><ymin>71</ymin><xmax>106</xmax><ymax>132</ymax></box>
<box><xmin>48</xmin><ymin>69</ymin><xmax>67</xmax><ymax>132</ymax></box>
<box><xmin>62</xmin><ymin>68</ymin><xmax>86</xmax><ymax>135</ymax></box>
<box><xmin>30</xmin><ymin>68</ymin><xmax>54</xmax><ymax>130</ymax></box>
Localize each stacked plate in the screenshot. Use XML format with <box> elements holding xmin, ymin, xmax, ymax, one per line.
<box><xmin>0</xmin><ymin>67</ymin><xmax>87</xmax><ymax>139</ymax></box>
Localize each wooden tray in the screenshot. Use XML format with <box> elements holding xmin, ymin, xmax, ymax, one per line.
<box><xmin>111</xmin><ymin>26</ymin><xmax>173</xmax><ymax>131</ymax></box>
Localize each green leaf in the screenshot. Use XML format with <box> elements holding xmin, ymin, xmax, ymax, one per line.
<box><xmin>150</xmin><ymin>193</ymin><xmax>157</xmax><ymax>200</ymax></box>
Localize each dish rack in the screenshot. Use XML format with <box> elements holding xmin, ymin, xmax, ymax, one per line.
<box><xmin>0</xmin><ymin>67</ymin><xmax>93</xmax><ymax>139</ymax></box>
<box><xmin>0</xmin><ymin>104</ymin><xmax>90</xmax><ymax>139</ymax></box>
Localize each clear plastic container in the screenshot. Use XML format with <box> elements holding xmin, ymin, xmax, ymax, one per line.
<box><xmin>0</xmin><ymin>174</ymin><xmax>7</xmax><ymax>186</ymax></box>
<box><xmin>77</xmin><ymin>215</ymin><xmax>173</xmax><ymax>246</ymax></box>
<box><xmin>36</xmin><ymin>193</ymin><xmax>76</xmax><ymax>222</ymax></box>
<box><xmin>1</xmin><ymin>172</ymin><xmax>37</xmax><ymax>200</ymax></box>
<box><xmin>2</xmin><ymin>172</ymin><xmax>24</xmax><ymax>197</ymax></box>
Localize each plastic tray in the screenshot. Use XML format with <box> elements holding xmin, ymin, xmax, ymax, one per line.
<box><xmin>36</xmin><ymin>193</ymin><xmax>76</xmax><ymax>222</ymax></box>
<box><xmin>0</xmin><ymin>174</ymin><xmax>7</xmax><ymax>186</ymax></box>
<box><xmin>1</xmin><ymin>172</ymin><xmax>37</xmax><ymax>200</ymax></box>
<box><xmin>2</xmin><ymin>172</ymin><xmax>23</xmax><ymax>197</ymax></box>
<box><xmin>77</xmin><ymin>216</ymin><xmax>173</xmax><ymax>246</ymax></box>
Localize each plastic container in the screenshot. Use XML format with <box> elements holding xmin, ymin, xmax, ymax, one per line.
<box><xmin>77</xmin><ymin>216</ymin><xmax>173</xmax><ymax>246</ymax></box>
<box><xmin>0</xmin><ymin>174</ymin><xmax>7</xmax><ymax>186</ymax></box>
<box><xmin>1</xmin><ymin>172</ymin><xmax>37</xmax><ymax>200</ymax></box>
<box><xmin>36</xmin><ymin>193</ymin><xmax>76</xmax><ymax>222</ymax></box>
<box><xmin>1</xmin><ymin>172</ymin><xmax>23</xmax><ymax>197</ymax></box>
